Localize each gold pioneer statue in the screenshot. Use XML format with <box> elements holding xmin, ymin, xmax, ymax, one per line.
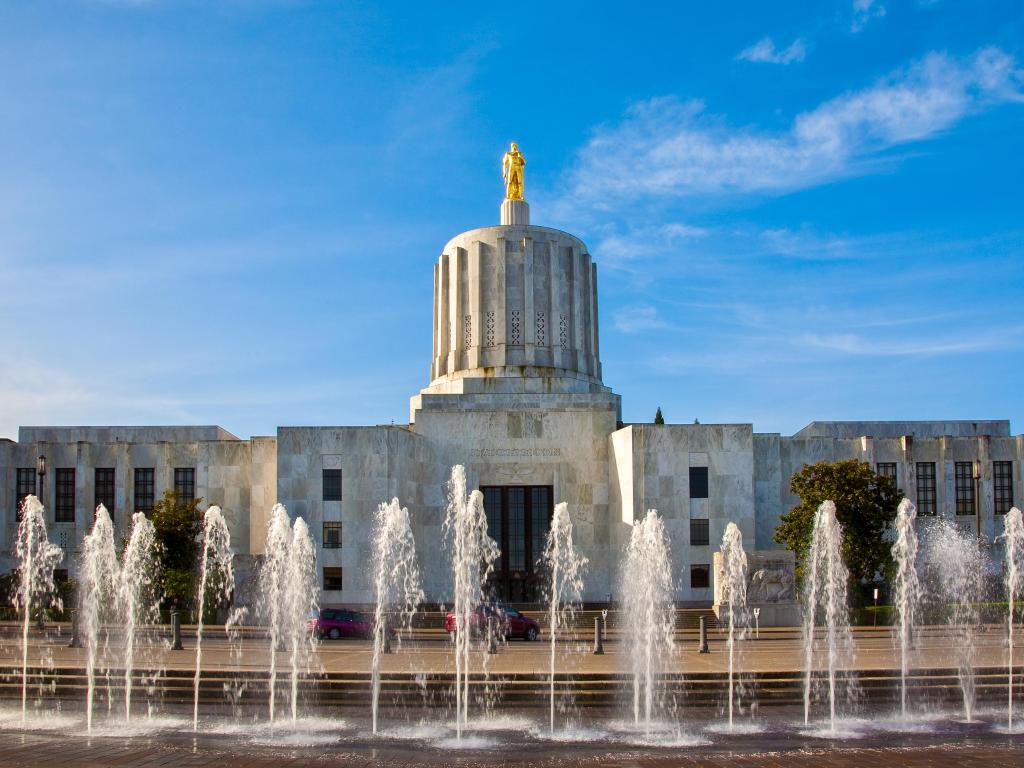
<box><xmin>502</xmin><ymin>142</ymin><xmax>526</xmax><ymax>201</ymax></box>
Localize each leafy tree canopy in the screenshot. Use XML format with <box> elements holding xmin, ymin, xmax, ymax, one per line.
<box><xmin>150</xmin><ymin>490</ymin><xmax>203</xmax><ymax>603</ymax></box>
<box><xmin>773</xmin><ymin>459</ymin><xmax>902</xmax><ymax>590</ymax></box>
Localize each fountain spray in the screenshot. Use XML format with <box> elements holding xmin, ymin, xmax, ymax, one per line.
<box><xmin>620</xmin><ymin>509</ymin><xmax>675</xmax><ymax>737</ymax></box>
<box><xmin>192</xmin><ymin>506</ymin><xmax>234</xmax><ymax>731</ymax></box>
<box><xmin>14</xmin><ymin>495</ymin><xmax>64</xmax><ymax>727</ymax></box>
<box><xmin>542</xmin><ymin>502</ymin><xmax>587</xmax><ymax>735</ymax></box>
<box><xmin>80</xmin><ymin>505</ymin><xmax>120</xmax><ymax>732</ymax></box>
<box><xmin>890</xmin><ymin>498</ymin><xmax>921</xmax><ymax>720</ymax></box>
<box><xmin>719</xmin><ymin>522</ymin><xmax>749</xmax><ymax>730</ymax></box>
<box><xmin>1001</xmin><ymin>507</ymin><xmax>1023</xmax><ymax>731</ymax></box>
<box><xmin>802</xmin><ymin>501</ymin><xmax>855</xmax><ymax>732</ymax></box>
<box><xmin>370</xmin><ymin>498</ymin><xmax>424</xmax><ymax>735</ymax></box>
<box><xmin>121</xmin><ymin>511</ymin><xmax>160</xmax><ymax>723</ymax></box>
<box><xmin>443</xmin><ymin>465</ymin><xmax>499</xmax><ymax>740</ymax></box>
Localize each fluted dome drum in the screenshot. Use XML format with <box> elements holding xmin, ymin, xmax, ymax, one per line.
<box><xmin>429</xmin><ymin>222</ymin><xmax>603</xmax><ymax>392</ymax></box>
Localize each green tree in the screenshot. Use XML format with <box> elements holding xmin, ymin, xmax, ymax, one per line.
<box><xmin>654</xmin><ymin>406</ymin><xmax>665</xmax><ymax>425</ymax></box>
<box><xmin>773</xmin><ymin>459</ymin><xmax>902</xmax><ymax>599</ymax></box>
<box><xmin>150</xmin><ymin>490</ymin><xmax>203</xmax><ymax>606</ymax></box>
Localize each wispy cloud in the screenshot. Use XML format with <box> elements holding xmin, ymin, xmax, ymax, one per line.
<box><xmin>852</xmin><ymin>0</ymin><xmax>886</xmax><ymax>32</ymax></box>
<box><xmin>800</xmin><ymin>326</ymin><xmax>1024</xmax><ymax>356</ymax></box>
<box><xmin>560</xmin><ymin>47</ymin><xmax>1023</xmax><ymax>208</ymax></box>
<box><xmin>614</xmin><ymin>305</ymin><xmax>671</xmax><ymax>334</ymax></box>
<box><xmin>737</xmin><ymin>37</ymin><xmax>807</xmax><ymax>65</ymax></box>
<box><xmin>597</xmin><ymin>222</ymin><xmax>707</xmax><ymax>267</ymax></box>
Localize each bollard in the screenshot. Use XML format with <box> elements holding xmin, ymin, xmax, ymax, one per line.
<box><xmin>383</xmin><ymin>619</ymin><xmax>393</xmax><ymax>654</ymax></box>
<box><xmin>593</xmin><ymin>616</ymin><xmax>604</xmax><ymax>655</ymax></box>
<box><xmin>67</xmin><ymin>609</ymin><xmax>81</xmax><ymax>648</ymax></box>
<box><xmin>487</xmin><ymin>616</ymin><xmax>498</xmax><ymax>654</ymax></box>
<box><xmin>35</xmin><ymin>607</ymin><xmax>45</xmax><ymax>631</ymax></box>
<box><xmin>171</xmin><ymin>610</ymin><xmax>184</xmax><ymax>650</ymax></box>
<box><xmin>698</xmin><ymin>615</ymin><xmax>709</xmax><ymax>653</ymax></box>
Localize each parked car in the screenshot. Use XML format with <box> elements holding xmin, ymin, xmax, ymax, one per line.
<box><xmin>308</xmin><ymin>608</ymin><xmax>390</xmax><ymax>640</ymax></box>
<box><xmin>443</xmin><ymin>603</ymin><xmax>540</xmax><ymax>641</ymax></box>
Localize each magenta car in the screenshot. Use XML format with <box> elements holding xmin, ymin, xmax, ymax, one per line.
<box><xmin>308</xmin><ymin>608</ymin><xmax>375</xmax><ymax>640</ymax></box>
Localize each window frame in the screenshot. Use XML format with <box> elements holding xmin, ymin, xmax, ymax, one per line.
<box><xmin>689</xmin><ymin>517</ymin><xmax>710</xmax><ymax>546</ymax></box>
<box><xmin>94</xmin><ymin>468</ymin><xmax>115</xmax><ymax>520</ymax></box>
<box><xmin>690</xmin><ymin>564</ymin><xmax>711</xmax><ymax>590</ymax></box>
<box><xmin>323</xmin><ymin>567</ymin><xmax>343</xmax><ymax>591</ymax></box>
<box><xmin>173</xmin><ymin>467</ymin><xmax>195</xmax><ymax>501</ymax></box>
<box><xmin>994</xmin><ymin>461</ymin><xmax>1014</xmax><ymax>515</ymax></box>
<box><xmin>916</xmin><ymin>462</ymin><xmax>937</xmax><ymax>516</ymax></box>
<box><xmin>16</xmin><ymin>468</ymin><xmax>36</xmax><ymax>521</ymax></box>
<box><xmin>323</xmin><ymin>521</ymin><xmax>342</xmax><ymax>549</ymax></box>
<box><xmin>876</xmin><ymin>462</ymin><xmax>898</xmax><ymax>486</ymax></box>
<box><xmin>323</xmin><ymin>468</ymin><xmax>342</xmax><ymax>502</ymax></box>
<box><xmin>134</xmin><ymin>467</ymin><xmax>155</xmax><ymax>514</ymax></box>
<box><xmin>954</xmin><ymin>461</ymin><xmax>975</xmax><ymax>516</ymax></box>
<box><xmin>54</xmin><ymin>468</ymin><xmax>75</xmax><ymax>523</ymax></box>
<box><xmin>689</xmin><ymin>466</ymin><xmax>709</xmax><ymax>499</ymax></box>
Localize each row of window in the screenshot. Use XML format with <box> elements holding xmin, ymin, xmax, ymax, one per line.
<box><xmin>15</xmin><ymin>467</ymin><xmax>196</xmax><ymax>522</ymax></box>
<box><xmin>319</xmin><ymin>565</ymin><xmax>713</xmax><ymax>593</ymax></box>
<box><xmin>878</xmin><ymin>460</ymin><xmax>1015</xmax><ymax>516</ymax></box>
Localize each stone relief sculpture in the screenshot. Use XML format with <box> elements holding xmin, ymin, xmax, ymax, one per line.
<box><xmin>747</xmin><ymin>563</ymin><xmax>796</xmax><ymax>603</ymax></box>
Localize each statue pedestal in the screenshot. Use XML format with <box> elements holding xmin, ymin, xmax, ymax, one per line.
<box><xmin>713</xmin><ymin>549</ymin><xmax>799</xmax><ymax>627</ymax></box>
<box><xmin>501</xmin><ymin>199</ymin><xmax>530</xmax><ymax>226</ymax></box>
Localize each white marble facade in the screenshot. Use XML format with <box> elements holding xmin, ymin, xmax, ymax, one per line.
<box><xmin>2</xmin><ymin>209</ymin><xmax>1022</xmax><ymax>613</ymax></box>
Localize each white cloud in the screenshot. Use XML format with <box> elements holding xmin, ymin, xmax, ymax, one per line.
<box><xmin>598</xmin><ymin>222</ymin><xmax>707</xmax><ymax>266</ymax></box>
<box><xmin>613</xmin><ymin>305</ymin><xmax>669</xmax><ymax>334</ymax></box>
<box><xmin>852</xmin><ymin>0</ymin><xmax>886</xmax><ymax>32</ymax></box>
<box><xmin>562</xmin><ymin>47</ymin><xmax>1023</xmax><ymax>206</ymax></box>
<box><xmin>799</xmin><ymin>327</ymin><xmax>1024</xmax><ymax>356</ymax></box>
<box><xmin>737</xmin><ymin>37</ymin><xmax>807</xmax><ymax>65</ymax></box>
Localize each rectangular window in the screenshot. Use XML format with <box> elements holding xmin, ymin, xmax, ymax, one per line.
<box><xmin>323</xmin><ymin>468</ymin><xmax>342</xmax><ymax>501</ymax></box>
<box><xmin>995</xmin><ymin>461</ymin><xmax>1014</xmax><ymax>515</ymax></box>
<box><xmin>55</xmin><ymin>468</ymin><xmax>75</xmax><ymax>523</ymax></box>
<box><xmin>690</xmin><ymin>564</ymin><xmax>710</xmax><ymax>589</ymax></box>
<box><xmin>689</xmin><ymin>466</ymin><xmax>709</xmax><ymax>499</ymax></box>
<box><xmin>530</xmin><ymin>487</ymin><xmax>551</xmax><ymax>567</ymax></box>
<box><xmin>16</xmin><ymin>468</ymin><xmax>36</xmax><ymax>520</ymax></box>
<box><xmin>689</xmin><ymin>518</ymin><xmax>710</xmax><ymax>546</ymax></box>
<box><xmin>174</xmin><ymin>468</ymin><xmax>195</xmax><ymax>501</ymax></box>
<box><xmin>134</xmin><ymin>468</ymin><xmax>155</xmax><ymax>513</ymax></box>
<box><xmin>323</xmin><ymin>567</ymin><xmax>343</xmax><ymax>591</ymax></box>
<box><xmin>955</xmin><ymin>461</ymin><xmax>975</xmax><ymax>516</ymax></box>
<box><xmin>916</xmin><ymin>462</ymin><xmax>936</xmax><ymax>516</ymax></box>
<box><xmin>323</xmin><ymin>521</ymin><xmax>342</xmax><ymax>548</ymax></box>
<box><xmin>483</xmin><ymin>486</ymin><xmax>503</xmax><ymax>572</ymax></box>
<box><xmin>94</xmin><ymin>468</ymin><xmax>115</xmax><ymax>519</ymax></box>
<box><xmin>508</xmin><ymin>487</ymin><xmax>526</xmax><ymax>571</ymax></box>
<box><xmin>876</xmin><ymin>462</ymin><xmax>897</xmax><ymax>485</ymax></box>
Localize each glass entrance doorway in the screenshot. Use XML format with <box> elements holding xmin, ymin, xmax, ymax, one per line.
<box><xmin>480</xmin><ymin>485</ymin><xmax>552</xmax><ymax>603</ymax></box>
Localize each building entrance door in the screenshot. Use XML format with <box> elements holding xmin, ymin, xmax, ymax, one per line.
<box><xmin>480</xmin><ymin>485</ymin><xmax>552</xmax><ymax>603</ymax></box>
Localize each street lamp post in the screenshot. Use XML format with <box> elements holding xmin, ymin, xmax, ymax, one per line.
<box><xmin>973</xmin><ymin>460</ymin><xmax>982</xmax><ymax>542</ymax></box>
<box><xmin>36</xmin><ymin>455</ymin><xmax>47</xmax><ymax>508</ymax></box>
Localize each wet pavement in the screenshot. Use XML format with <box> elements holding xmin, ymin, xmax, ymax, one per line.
<box><xmin>0</xmin><ymin>705</ymin><xmax>1021</xmax><ymax>767</ymax></box>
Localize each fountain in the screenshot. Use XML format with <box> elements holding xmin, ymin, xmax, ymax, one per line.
<box><xmin>921</xmin><ymin>518</ymin><xmax>983</xmax><ymax>721</ymax></box>
<box><xmin>79</xmin><ymin>504</ymin><xmax>120</xmax><ymax>732</ymax></box>
<box><xmin>286</xmin><ymin>517</ymin><xmax>319</xmax><ymax>722</ymax></box>
<box><xmin>443</xmin><ymin>465</ymin><xmax>500</xmax><ymax>740</ymax></box>
<box><xmin>257</xmin><ymin>503</ymin><xmax>319</xmax><ymax>724</ymax></box>
<box><xmin>541</xmin><ymin>502</ymin><xmax>588</xmax><ymax>735</ymax></box>
<box><xmin>620</xmin><ymin>509</ymin><xmax>675</xmax><ymax>736</ymax></box>
<box><xmin>718</xmin><ymin>521</ymin><xmax>749</xmax><ymax>730</ymax></box>
<box><xmin>369</xmin><ymin>498</ymin><xmax>424</xmax><ymax>735</ymax></box>
<box><xmin>890</xmin><ymin>498</ymin><xmax>921</xmax><ymax>720</ymax></box>
<box><xmin>120</xmin><ymin>511</ymin><xmax>160</xmax><ymax>722</ymax></box>
<box><xmin>1001</xmin><ymin>507</ymin><xmax>1023</xmax><ymax>731</ymax></box>
<box><xmin>192</xmin><ymin>506</ymin><xmax>234</xmax><ymax>731</ymax></box>
<box><xmin>14</xmin><ymin>495</ymin><xmax>64</xmax><ymax>726</ymax></box>
<box><xmin>801</xmin><ymin>500</ymin><xmax>855</xmax><ymax>732</ymax></box>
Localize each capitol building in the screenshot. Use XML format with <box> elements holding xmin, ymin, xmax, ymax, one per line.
<box><xmin>2</xmin><ymin>152</ymin><xmax>1020</xmax><ymax>610</ymax></box>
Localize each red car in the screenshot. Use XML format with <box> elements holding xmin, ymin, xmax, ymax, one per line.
<box><xmin>308</xmin><ymin>609</ymin><xmax>380</xmax><ymax>640</ymax></box>
<box><xmin>444</xmin><ymin>604</ymin><xmax>540</xmax><ymax>641</ymax></box>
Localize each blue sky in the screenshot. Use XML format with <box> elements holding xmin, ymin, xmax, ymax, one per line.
<box><xmin>1</xmin><ymin>1</ymin><xmax>1022</xmax><ymax>439</ymax></box>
